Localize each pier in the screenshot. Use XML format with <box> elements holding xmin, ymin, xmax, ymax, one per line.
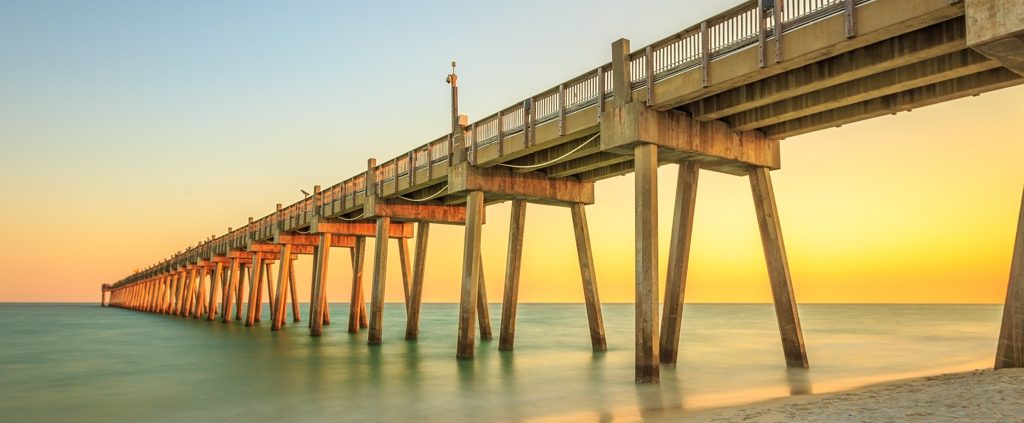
<box><xmin>101</xmin><ymin>0</ymin><xmax>1024</xmax><ymax>383</ymax></box>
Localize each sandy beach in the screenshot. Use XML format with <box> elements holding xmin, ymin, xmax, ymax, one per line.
<box><xmin>678</xmin><ymin>368</ymin><xmax>1024</xmax><ymax>422</ymax></box>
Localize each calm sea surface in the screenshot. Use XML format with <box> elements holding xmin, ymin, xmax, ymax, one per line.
<box><xmin>0</xmin><ymin>303</ymin><xmax>1002</xmax><ymax>422</ymax></box>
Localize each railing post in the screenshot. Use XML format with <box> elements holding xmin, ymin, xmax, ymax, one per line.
<box><xmin>497</xmin><ymin>111</ymin><xmax>505</xmax><ymax>156</ymax></box>
<box><xmin>774</xmin><ymin>0</ymin><xmax>784</xmax><ymax>63</ymax></box>
<box><xmin>844</xmin><ymin>0</ymin><xmax>856</xmax><ymax>39</ymax></box>
<box><xmin>408</xmin><ymin>151</ymin><xmax>415</xmax><ymax>186</ymax></box>
<box><xmin>597</xmin><ymin>66</ymin><xmax>606</xmax><ymax>117</ymax></box>
<box><xmin>471</xmin><ymin>122</ymin><xmax>478</xmax><ymax>164</ymax></box>
<box><xmin>645</xmin><ymin>46</ymin><xmax>655</xmax><ymax>106</ymax></box>
<box><xmin>558</xmin><ymin>83</ymin><xmax>566</xmax><ymax>136</ymax></box>
<box><xmin>313</xmin><ymin>185</ymin><xmax>322</xmax><ymax>217</ymax></box>
<box><xmin>366</xmin><ymin>158</ymin><xmax>377</xmax><ymax>197</ymax></box>
<box><xmin>700</xmin><ymin>21</ymin><xmax>710</xmax><ymax>87</ymax></box>
<box><xmin>611</xmin><ymin>38</ymin><xmax>632</xmax><ymax>107</ymax></box>
<box><xmin>758</xmin><ymin>0</ymin><xmax>769</xmax><ymax>68</ymax></box>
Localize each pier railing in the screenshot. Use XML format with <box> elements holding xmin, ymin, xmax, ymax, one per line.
<box><xmin>111</xmin><ymin>0</ymin><xmax>870</xmax><ymax>287</ymax></box>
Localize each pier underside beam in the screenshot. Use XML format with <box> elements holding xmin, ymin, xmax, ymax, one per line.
<box><xmin>600</xmin><ymin>101</ymin><xmax>779</xmax><ymax>177</ymax></box>
<box><xmin>996</xmin><ymin>186</ymin><xmax>1024</xmax><ymax>369</ymax></box>
<box><xmin>690</xmin><ymin>18</ymin><xmax>971</xmax><ymax>121</ymax></box>
<box><xmin>762</xmin><ymin>67</ymin><xmax>1023</xmax><ymax>139</ymax></box>
<box><xmin>448</xmin><ymin>162</ymin><xmax>594</xmax><ymax>206</ymax></box>
<box><xmin>728</xmin><ymin>50</ymin><xmax>1000</xmax><ymax>131</ymax></box>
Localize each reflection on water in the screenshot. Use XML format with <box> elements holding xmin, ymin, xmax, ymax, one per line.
<box><xmin>0</xmin><ymin>303</ymin><xmax>1002</xmax><ymax>422</ymax></box>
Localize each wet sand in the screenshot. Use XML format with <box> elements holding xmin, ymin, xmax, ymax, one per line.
<box><xmin>678</xmin><ymin>368</ymin><xmax>1024</xmax><ymax>422</ymax></box>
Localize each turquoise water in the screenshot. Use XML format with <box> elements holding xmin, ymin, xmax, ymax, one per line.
<box><xmin>0</xmin><ymin>303</ymin><xmax>1003</xmax><ymax>422</ymax></box>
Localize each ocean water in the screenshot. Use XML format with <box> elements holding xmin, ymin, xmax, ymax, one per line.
<box><xmin>0</xmin><ymin>303</ymin><xmax>1003</xmax><ymax>422</ymax></box>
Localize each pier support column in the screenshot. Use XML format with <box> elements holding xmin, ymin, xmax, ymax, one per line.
<box><xmin>571</xmin><ymin>203</ymin><xmax>607</xmax><ymax>352</ymax></box>
<box><xmin>634</xmin><ymin>143</ymin><xmax>660</xmax><ymax>383</ymax></box>
<box><xmin>457</xmin><ymin>190</ymin><xmax>485</xmax><ymax>359</ymax></box>
<box><xmin>289</xmin><ymin>264</ymin><xmax>300</xmax><ymax>322</ymax></box>
<box><xmin>182</xmin><ymin>267</ymin><xmax>197</xmax><ymax>317</ymax></box>
<box><xmin>398</xmin><ymin>238</ymin><xmax>413</xmax><ymax>312</ymax></box>
<box><xmin>246</xmin><ymin>254</ymin><xmax>264</xmax><ymax>326</ymax></box>
<box><xmin>368</xmin><ymin>217</ymin><xmax>391</xmax><ymax>345</ymax></box>
<box><xmin>223</xmin><ymin>258</ymin><xmax>240</xmax><ymax>323</ymax></box>
<box><xmin>405</xmin><ymin>222</ymin><xmax>430</xmax><ymax>340</ymax></box>
<box><xmin>749</xmin><ymin>167</ymin><xmax>809</xmax><ymax>368</ymax></box>
<box><xmin>207</xmin><ymin>263</ymin><xmax>223</xmax><ymax>321</ymax></box>
<box><xmin>258</xmin><ymin>260</ymin><xmax>273</xmax><ymax>323</ymax></box>
<box><xmin>249</xmin><ymin>263</ymin><xmax>263</xmax><ymax>323</ymax></box>
<box><xmin>272</xmin><ymin>244</ymin><xmax>293</xmax><ymax>330</ymax></box>
<box><xmin>996</xmin><ymin>186</ymin><xmax>1024</xmax><ymax>369</ymax></box>
<box><xmin>478</xmin><ymin>255</ymin><xmax>493</xmax><ymax>341</ymax></box>
<box><xmin>660</xmin><ymin>161</ymin><xmax>700</xmax><ymax>365</ymax></box>
<box><xmin>349</xmin><ymin>237</ymin><xmax>367</xmax><ymax>333</ymax></box>
<box><xmin>235</xmin><ymin>264</ymin><xmax>247</xmax><ymax>321</ymax></box>
<box><xmin>499</xmin><ymin>200</ymin><xmax>527</xmax><ymax>351</ymax></box>
<box><xmin>194</xmin><ymin>269</ymin><xmax>208</xmax><ymax>318</ymax></box>
<box><xmin>173</xmin><ymin>271</ymin><xmax>185</xmax><ymax>315</ymax></box>
<box><xmin>310</xmin><ymin>233</ymin><xmax>332</xmax><ymax>336</ymax></box>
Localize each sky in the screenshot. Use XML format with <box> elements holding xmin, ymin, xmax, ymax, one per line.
<box><xmin>1</xmin><ymin>1</ymin><xmax>1022</xmax><ymax>304</ymax></box>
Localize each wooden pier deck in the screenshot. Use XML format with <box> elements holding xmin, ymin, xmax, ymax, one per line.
<box><xmin>102</xmin><ymin>0</ymin><xmax>1024</xmax><ymax>383</ymax></box>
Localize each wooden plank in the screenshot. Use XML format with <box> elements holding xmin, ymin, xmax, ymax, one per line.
<box><xmin>368</xmin><ymin>217</ymin><xmax>391</xmax><ymax>345</ymax></box>
<box><xmin>749</xmin><ymin>167</ymin><xmax>809</xmax><ymax>368</ymax></box>
<box><xmin>659</xmin><ymin>161</ymin><xmax>700</xmax><ymax>365</ymax></box>
<box><xmin>457</xmin><ymin>191</ymin><xmax>484</xmax><ymax>359</ymax></box>
<box><xmin>348</xmin><ymin>237</ymin><xmax>367</xmax><ymax>333</ymax></box>
<box><xmin>405</xmin><ymin>222</ymin><xmax>430</xmax><ymax>340</ymax></box>
<box><xmin>996</xmin><ymin>186</ymin><xmax>1024</xmax><ymax>369</ymax></box>
<box><xmin>634</xmin><ymin>143</ymin><xmax>660</xmax><ymax>383</ymax></box>
<box><xmin>571</xmin><ymin>203</ymin><xmax>607</xmax><ymax>352</ymax></box>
